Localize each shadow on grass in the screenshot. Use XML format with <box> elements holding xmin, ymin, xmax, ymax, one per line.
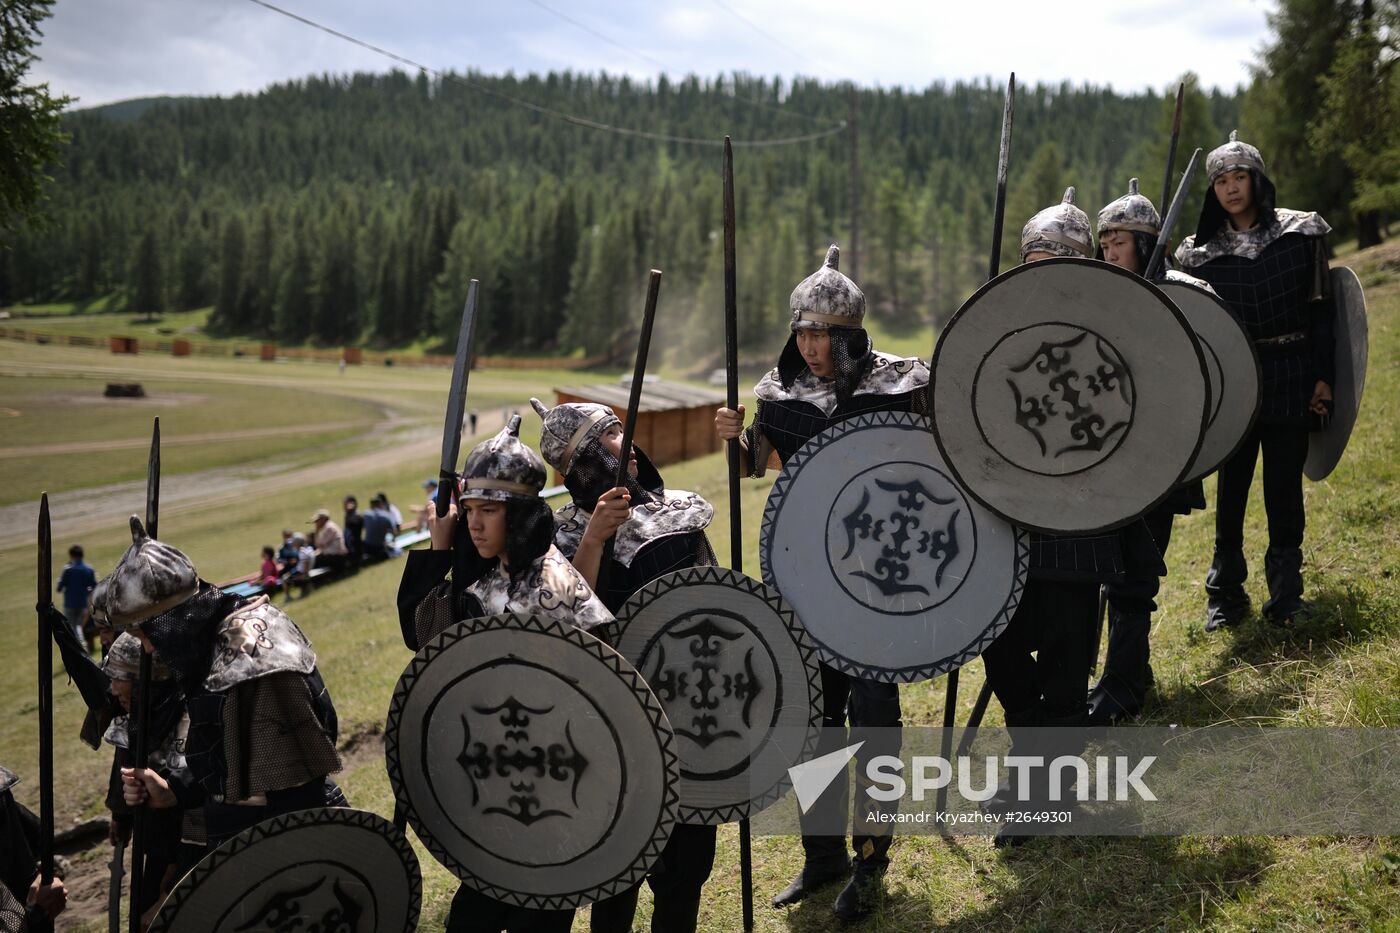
<box><xmin>777</xmin><ymin>836</ymin><xmax>1274</xmax><ymax>931</ymax></box>
<box><xmin>1151</xmin><ymin>581</ymin><xmax>1395</xmax><ymax>725</ymax></box>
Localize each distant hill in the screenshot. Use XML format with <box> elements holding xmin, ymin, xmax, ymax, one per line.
<box><xmin>5</xmin><ymin>68</ymin><xmax>1240</xmax><ymax>362</ymax></box>
<box><xmin>75</xmin><ymin>96</ymin><xmax>196</xmax><ymax>122</ymax></box>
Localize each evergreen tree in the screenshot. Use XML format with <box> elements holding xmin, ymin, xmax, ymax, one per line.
<box><xmin>275</xmin><ymin>229</ymin><xmax>313</xmax><ymax>344</ymax></box>
<box><xmin>127</xmin><ymin>228</ymin><xmax>163</xmax><ymax>319</ymax></box>
<box><xmin>213</xmin><ymin>214</ymin><xmax>245</xmax><ymax>332</ymax></box>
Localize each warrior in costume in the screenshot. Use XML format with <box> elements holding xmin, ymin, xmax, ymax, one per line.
<box><xmin>1175</xmin><ymin>131</ymin><xmax>1335</xmax><ymax>630</ymax></box>
<box><xmin>1087</xmin><ymin>179</ymin><xmax>1212</xmax><ymax>723</ymax></box>
<box><xmin>107</xmin><ymin>518</ymin><xmax>345</xmax><ymax>855</ymax></box>
<box><xmin>101</xmin><ymin>634</ymin><xmax>189</xmax><ymax>922</ymax></box>
<box><xmin>714</xmin><ymin>245</ymin><xmax>928</xmax><ymax>920</ymax></box>
<box><xmin>530</xmin><ymin>397</ymin><xmax>716</xmax><ymax>933</ymax></box>
<box><xmin>396</xmin><ymin>416</ymin><xmax>611</xmax><ymax>933</ymax></box>
<box><xmin>981</xmin><ymin>190</ymin><xmax>1163</xmax><ymax>845</ymax></box>
<box><xmin>0</xmin><ymin>767</ymin><xmax>67</xmax><ymax>932</ymax></box>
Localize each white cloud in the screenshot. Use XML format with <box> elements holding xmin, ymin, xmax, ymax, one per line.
<box><xmin>29</xmin><ymin>0</ymin><xmax>1268</xmax><ymax>109</ymax></box>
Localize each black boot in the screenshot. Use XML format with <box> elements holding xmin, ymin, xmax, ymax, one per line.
<box><xmin>994</xmin><ymin>709</ymin><xmax>1087</xmax><ymax>849</ymax></box>
<box><xmin>649</xmin><ymin>895</ymin><xmax>701</xmax><ymax>933</ymax></box>
<box><xmin>770</xmin><ymin>848</ymin><xmax>848</xmax><ymax>908</ymax></box>
<box><xmin>982</xmin><ymin>703</ymin><xmax>1042</xmax><ymax>817</ymax></box>
<box><xmin>1261</xmin><ymin>546</ymin><xmax>1306</xmax><ymax>623</ymax></box>
<box><xmin>1205</xmin><ymin>547</ymin><xmax>1250</xmax><ymax>632</ymax></box>
<box><xmin>831</xmin><ymin>857</ymin><xmax>886</xmax><ymax>922</ymax></box>
<box><xmin>1087</xmin><ymin>610</ymin><xmax>1152</xmax><ymax>724</ymax></box>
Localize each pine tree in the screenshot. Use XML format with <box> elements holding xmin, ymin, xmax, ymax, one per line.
<box><xmin>213</xmin><ymin>215</ymin><xmax>245</xmax><ymax>332</ymax></box>
<box><xmin>127</xmin><ymin>228</ymin><xmax>163</xmax><ymax>320</ymax></box>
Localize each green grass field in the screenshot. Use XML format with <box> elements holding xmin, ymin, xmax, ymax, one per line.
<box><xmin>2</xmin><ymin>245</ymin><xmax>1398</xmax><ymax>930</ymax></box>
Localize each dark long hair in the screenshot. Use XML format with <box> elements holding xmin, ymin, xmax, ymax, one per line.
<box><xmin>453</xmin><ymin>497</ymin><xmax>556</xmax><ymax>586</ymax></box>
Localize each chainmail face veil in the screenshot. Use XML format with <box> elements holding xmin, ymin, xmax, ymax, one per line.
<box><xmin>137</xmin><ymin>581</ymin><xmax>246</xmax><ymax>695</ymax></box>
<box><xmin>564</xmin><ymin>433</ymin><xmax>664</xmax><ymax>512</ymax></box>
<box><xmin>1193</xmin><ymin>168</ymin><xmax>1279</xmax><ymax>246</ymax></box>
<box><xmin>776</xmin><ymin>327</ymin><xmax>875</xmax><ymax>404</ymax></box>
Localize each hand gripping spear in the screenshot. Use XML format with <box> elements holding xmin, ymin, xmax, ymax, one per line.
<box><xmin>437</xmin><ymin>282</ymin><xmax>480</xmax><ymax>519</ymax></box>
<box><xmin>722</xmin><ymin>136</ymin><xmax>756</xmax><ymax>933</ymax></box>
<box><xmin>394</xmin><ymin>280</ymin><xmax>480</xmax><ymax>835</ymax></box>
<box><xmin>594</xmin><ymin>270</ymin><xmax>663</xmax><ymax>599</ymax></box>
<box><xmin>942</xmin><ymin>73</ymin><xmax>1015</xmax><ymax>813</ymax></box>
<box><xmin>34</xmin><ymin>494</ymin><xmax>56</xmax><ymax>933</ymax></box>
<box><xmin>128</xmin><ymin>417</ymin><xmax>159</xmax><ymax>933</ymax></box>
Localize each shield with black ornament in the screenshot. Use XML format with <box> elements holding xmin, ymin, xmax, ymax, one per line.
<box><xmin>612</xmin><ymin>567</ymin><xmax>822</xmax><ymax>825</ymax></box>
<box><xmin>1156</xmin><ymin>279</ymin><xmax>1262</xmax><ymax>482</ymax></box>
<box><xmin>932</xmin><ymin>256</ymin><xmax>1210</xmax><ymax>534</ymax></box>
<box><xmin>1305</xmin><ymin>266</ymin><xmax>1368</xmax><ymax>481</ymax></box>
<box><xmin>385</xmin><ymin>613</ymin><xmax>679</xmax><ymax>910</ymax></box>
<box><xmin>759</xmin><ymin>410</ymin><xmax>1029</xmax><ymax>684</ymax></box>
<box><xmin>147</xmin><ymin>808</ymin><xmax>421</xmax><ymax>933</ymax></box>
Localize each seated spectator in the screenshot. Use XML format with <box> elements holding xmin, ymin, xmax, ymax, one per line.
<box><xmin>283</xmin><ymin>533</ymin><xmax>316</xmax><ymax>602</ymax></box>
<box><xmin>308</xmin><ymin>509</ymin><xmax>348</xmax><ymax>574</ymax></box>
<box><xmin>258</xmin><ymin>547</ymin><xmax>280</xmax><ymax>590</ymax></box>
<box><xmin>413</xmin><ymin>478</ymin><xmax>439</xmax><ymax>531</ymax></box>
<box><xmin>277</xmin><ymin>528</ymin><xmax>299</xmax><ymax>574</ymax></box>
<box><xmin>343</xmin><ymin>496</ymin><xmax>364</xmax><ymax>564</ymax></box>
<box><xmin>377</xmin><ymin>491</ymin><xmax>404</xmax><ymax>531</ymax></box>
<box><xmin>361</xmin><ymin>497</ymin><xmax>396</xmax><ymax>563</ymax></box>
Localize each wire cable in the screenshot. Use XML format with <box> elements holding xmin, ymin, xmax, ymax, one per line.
<box><xmin>245</xmin><ymin>0</ymin><xmax>847</xmax><ymax>147</ymax></box>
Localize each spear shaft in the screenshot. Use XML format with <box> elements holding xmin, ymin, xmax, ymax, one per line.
<box><xmin>721</xmin><ymin>136</ymin><xmax>756</xmax><ymax>933</ymax></box>
<box><xmin>129</xmin><ymin>417</ymin><xmax>160</xmax><ymax>933</ymax></box>
<box><xmin>594</xmin><ymin>271</ymin><xmax>663</xmax><ymax>599</ymax></box>
<box><xmin>35</xmin><ymin>493</ymin><xmax>55</xmax><ymax>933</ymax></box>
<box><xmin>1161</xmin><ymin>82</ymin><xmax>1186</xmax><ymax>224</ymax></box>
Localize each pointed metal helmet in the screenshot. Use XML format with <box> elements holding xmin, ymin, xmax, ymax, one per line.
<box><xmin>1020</xmin><ymin>187</ymin><xmax>1093</xmax><ymax>261</ymax></box>
<box><xmin>102</xmin><ymin>631</ymin><xmax>172</xmax><ymax>681</ymax></box>
<box><xmin>1207</xmin><ymin>130</ymin><xmax>1265</xmax><ymax>182</ymax></box>
<box><xmin>530</xmin><ymin>397</ymin><xmax>620</xmax><ymax>477</ymax></box>
<box><xmin>1097</xmin><ymin>178</ymin><xmax>1161</xmax><ymax>238</ymax></box>
<box><xmin>98</xmin><ymin>516</ymin><xmax>199</xmax><ymax>630</ymax></box>
<box><xmin>460</xmin><ymin>414</ymin><xmax>547</xmax><ymax>502</ymax></box>
<box><xmin>790</xmin><ymin>244</ymin><xmax>865</xmax><ymax>330</ymax></box>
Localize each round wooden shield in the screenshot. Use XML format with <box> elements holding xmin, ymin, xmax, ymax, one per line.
<box><xmin>613</xmin><ymin>567</ymin><xmax>822</xmax><ymax>825</ymax></box>
<box><xmin>759</xmin><ymin>411</ymin><xmax>1028</xmax><ymax>683</ymax></box>
<box><xmin>932</xmin><ymin>257</ymin><xmax>1209</xmax><ymax>534</ymax></box>
<box><xmin>385</xmin><ymin>613</ymin><xmax>679</xmax><ymax>910</ymax></box>
<box><xmin>1306</xmin><ymin>266</ymin><xmax>1368</xmax><ymax>481</ymax></box>
<box><xmin>148</xmin><ymin>808</ymin><xmax>421</xmax><ymax>933</ymax></box>
<box><xmin>1158</xmin><ymin>280</ymin><xmax>1262</xmax><ymax>482</ymax></box>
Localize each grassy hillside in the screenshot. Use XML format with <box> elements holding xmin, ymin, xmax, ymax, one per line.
<box><xmin>1</xmin><ymin>244</ymin><xmax>1397</xmax><ymax>929</ymax></box>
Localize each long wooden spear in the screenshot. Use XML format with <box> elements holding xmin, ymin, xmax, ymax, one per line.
<box><xmin>943</xmin><ymin>73</ymin><xmax>1016</xmax><ymax>813</ymax></box>
<box><xmin>129</xmin><ymin>417</ymin><xmax>159</xmax><ymax>933</ymax></box>
<box><xmin>35</xmin><ymin>493</ymin><xmax>55</xmax><ymax>933</ymax></box>
<box><xmin>1161</xmin><ymin>82</ymin><xmax>1186</xmax><ymax>225</ymax></box>
<box><xmin>722</xmin><ymin>135</ymin><xmax>756</xmax><ymax>933</ymax></box>
<box><xmin>593</xmin><ymin>270</ymin><xmax>663</xmax><ymax>600</ymax></box>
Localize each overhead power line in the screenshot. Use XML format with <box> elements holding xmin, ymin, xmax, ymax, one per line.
<box><xmin>245</xmin><ymin>0</ymin><xmax>847</xmax><ymax>147</ymax></box>
<box><xmin>521</xmin><ymin>0</ymin><xmax>835</xmax><ymax>126</ymax></box>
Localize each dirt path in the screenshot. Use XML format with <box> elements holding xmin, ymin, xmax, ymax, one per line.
<box><xmin>0</xmin><ymin>421</ymin><xmax>368</xmax><ymax>459</ymax></box>
<box><xmin>0</xmin><ymin>409</ymin><xmax>505</xmax><ymax>551</ymax></box>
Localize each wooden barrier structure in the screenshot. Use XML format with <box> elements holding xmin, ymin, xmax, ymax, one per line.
<box><xmin>550</xmin><ymin>377</ymin><xmax>725</xmax><ymax>483</ymax></box>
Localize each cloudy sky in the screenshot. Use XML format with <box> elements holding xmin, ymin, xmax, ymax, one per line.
<box><xmin>33</xmin><ymin>0</ymin><xmax>1273</xmax><ymax>110</ymax></box>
